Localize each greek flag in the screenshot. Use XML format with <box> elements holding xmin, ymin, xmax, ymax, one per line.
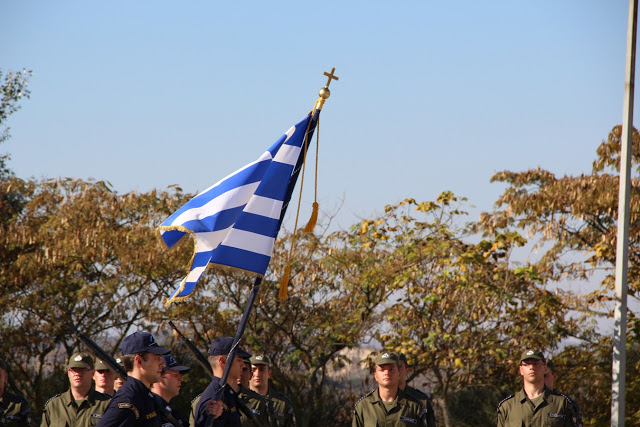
<box><xmin>158</xmin><ymin>111</ymin><xmax>319</xmax><ymax>304</ymax></box>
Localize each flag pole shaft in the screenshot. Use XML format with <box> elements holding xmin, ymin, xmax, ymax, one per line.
<box><xmin>612</xmin><ymin>1</ymin><xmax>637</xmax><ymax>425</ymax></box>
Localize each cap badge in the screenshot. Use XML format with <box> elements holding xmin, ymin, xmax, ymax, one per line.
<box><xmin>526</xmin><ymin>350</ymin><xmax>534</xmax><ymax>356</ymax></box>
<box><xmin>256</xmin><ymin>356</ymin><xmax>263</xmax><ymax>360</ymax></box>
<box><xmin>149</xmin><ymin>335</ymin><xmax>156</xmax><ymax>345</ymax></box>
<box><xmin>74</xmin><ymin>355</ymin><xmax>83</xmax><ymax>361</ymax></box>
<box><xmin>382</xmin><ymin>353</ymin><xmax>390</xmax><ymax>358</ymax></box>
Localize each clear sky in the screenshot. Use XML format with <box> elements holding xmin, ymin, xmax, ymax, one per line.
<box><xmin>0</xmin><ymin>0</ymin><xmax>634</xmax><ymax>233</ymax></box>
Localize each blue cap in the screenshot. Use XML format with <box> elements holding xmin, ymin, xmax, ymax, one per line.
<box><xmin>207</xmin><ymin>337</ymin><xmax>252</xmax><ymax>358</ymax></box>
<box><xmin>162</xmin><ymin>355</ymin><xmax>190</xmax><ymax>372</ymax></box>
<box><xmin>120</xmin><ymin>332</ymin><xmax>171</xmax><ymax>356</ymax></box>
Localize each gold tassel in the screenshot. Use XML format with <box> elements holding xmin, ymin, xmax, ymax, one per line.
<box><xmin>303</xmin><ymin>202</ymin><xmax>319</xmax><ymax>233</ymax></box>
<box><xmin>279</xmin><ymin>266</ymin><xmax>290</xmax><ymax>299</ymax></box>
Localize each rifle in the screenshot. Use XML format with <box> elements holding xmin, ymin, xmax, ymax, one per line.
<box><xmin>168</xmin><ymin>321</ymin><xmax>264</xmax><ymax>427</ymax></box>
<box><xmin>59</xmin><ymin>316</ymin><xmax>181</xmax><ymax>427</ymax></box>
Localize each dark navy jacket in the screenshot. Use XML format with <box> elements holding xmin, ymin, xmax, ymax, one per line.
<box><xmin>194</xmin><ymin>376</ymin><xmax>239</xmax><ymax>427</ymax></box>
<box><xmin>97</xmin><ymin>376</ymin><xmax>163</xmax><ymax>426</ymax></box>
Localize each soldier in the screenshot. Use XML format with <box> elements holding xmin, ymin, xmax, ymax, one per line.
<box><xmin>238</xmin><ymin>358</ymin><xmax>272</xmax><ymax>427</ymax></box>
<box><xmin>97</xmin><ymin>331</ymin><xmax>171</xmax><ymax>426</ymax></box>
<box><xmin>41</xmin><ymin>352</ymin><xmax>111</xmax><ymax>426</ymax></box>
<box><xmin>396</xmin><ymin>352</ymin><xmax>437</xmax><ymax>427</ymax></box>
<box><xmin>353</xmin><ymin>352</ymin><xmax>428</xmax><ymax>427</ymax></box>
<box><xmin>0</xmin><ymin>358</ymin><xmax>33</xmax><ymax>426</ymax></box>
<box><xmin>151</xmin><ymin>354</ymin><xmax>191</xmax><ymax>426</ymax></box>
<box><xmin>94</xmin><ymin>359</ymin><xmax>117</xmax><ymax>397</ymax></box>
<box><xmin>249</xmin><ymin>355</ymin><xmax>295</xmax><ymax>427</ymax></box>
<box><xmin>193</xmin><ymin>336</ymin><xmax>250</xmax><ymax>427</ymax></box>
<box><xmin>497</xmin><ymin>350</ymin><xmax>583</xmax><ymax>427</ymax></box>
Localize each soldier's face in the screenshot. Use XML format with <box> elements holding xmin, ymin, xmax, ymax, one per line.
<box><xmin>158</xmin><ymin>369</ymin><xmax>184</xmax><ymax>399</ymax></box>
<box><xmin>250</xmin><ymin>364</ymin><xmax>271</xmax><ymax>388</ymax></box>
<box><xmin>138</xmin><ymin>353</ymin><xmax>165</xmax><ymax>385</ymax></box>
<box><xmin>93</xmin><ymin>369</ymin><xmax>116</xmax><ymax>389</ymax></box>
<box><xmin>68</xmin><ymin>367</ymin><xmax>93</xmax><ymax>391</ymax></box>
<box><xmin>519</xmin><ymin>359</ymin><xmax>547</xmax><ymax>384</ymax></box>
<box><xmin>374</xmin><ymin>363</ymin><xmax>399</xmax><ymax>388</ymax></box>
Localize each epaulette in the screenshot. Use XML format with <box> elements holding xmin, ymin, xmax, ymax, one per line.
<box><xmin>191</xmin><ymin>393</ymin><xmax>202</xmax><ymax>406</ymax></box>
<box><xmin>354</xmin><ymin>389</ymin><xmax>376</xmax><ymax>410</ymax></box>
<box><xmin>496</xmin><ymin>394</ymin><xmax>514</xmax><ymax>412</ymax></box>
<box><xmin>43</xmin><ymin>394</ymin><xmax>61</xmax><ymax>409</ymax></box>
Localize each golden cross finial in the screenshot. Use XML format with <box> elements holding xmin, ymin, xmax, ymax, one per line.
<box><xmin>323</xmin><ymin>68</ymin><xmax>339</xmax><ymax>88</ymax></box>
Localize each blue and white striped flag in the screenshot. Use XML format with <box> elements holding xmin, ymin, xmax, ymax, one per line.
<box><xmin>158</xmin><ymin>111</ymin><xmax>319</xmax><ymax>305</ymax></box>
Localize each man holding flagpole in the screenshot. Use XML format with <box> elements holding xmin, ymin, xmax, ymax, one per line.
<box><xmin>193</xmin><ymin>337</ymin><xmax>252</xmax><ymax>427</ymax></box>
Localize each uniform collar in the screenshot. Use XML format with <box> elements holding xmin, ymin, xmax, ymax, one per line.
<box><xmin>371</xmin><ymin>387</ymin><xmax>405</xmax><ymax>405</ymax></box>
<box><xmin>63</xmin><ymin>388</ymin><xmax>99</xmax><ymax>407</ymax></box>
<box><xmin>516</xmin><ymin>386</ymin><xmax>552</xmax><ymax>403</ymax></box>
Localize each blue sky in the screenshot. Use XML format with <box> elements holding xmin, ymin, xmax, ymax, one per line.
<box><xmin>0</xmin><ymin>0</ymin><xmax>633</xmax><ymax>232</ymax></box>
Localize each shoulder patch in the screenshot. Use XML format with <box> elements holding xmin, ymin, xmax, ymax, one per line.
<box><xmin>354</xmin><ymin>389</ymin><xmax>376</xmax><ymax>410</ymax></box>
<box><xmin>43</xmin><ymin>393</ymin><xmax>62</xmax><ymax>409</ymax></box>
<box><xmin>496</xmin><ymin>394</ymin><xmax>514</xmax><ymax>412</ymax></box>
<box><xmin>117</xmin><ymin>402</ymin><xmax>140</xmax><ymax>419</ymax></box>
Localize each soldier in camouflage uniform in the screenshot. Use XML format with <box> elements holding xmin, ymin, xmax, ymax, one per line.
<box><xmin>353</xmin><ymin>352</ymin><xmax>428</xmax><ymax>427</ymax></box>
<box><xmin>41</xmin><ymin>352</ymin><xmax>111</xmax><ymax>426</ymax></box>
<box><xmin>0</xmin><ymin>359</ymin><xmax>33</xmax><ymax>426</ymax></box>
<box><xmin>497</xmin><ymin>350</ymin><xmax>583</xmax><ymax>427</ymax></box>
<box><xmin>249</xmin><ymin>355</ymin><xmax>295</xmax><ymax>427</ymax></box>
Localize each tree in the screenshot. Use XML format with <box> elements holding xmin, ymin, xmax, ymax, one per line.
<box><xmin>0</xmin><ymin>176</ymin><xmax>193</xmax><ymax>419</ymax></box>
<box><xmin>354</xmin><ymin>194</ymin><xmax>583</xmax><ymax>427</ymax></box>
<box><xmin>480</xmin><ymin>125</ymin><xmax>640</xmax><ymax>310</ymax></box>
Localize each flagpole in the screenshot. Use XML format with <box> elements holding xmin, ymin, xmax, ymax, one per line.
<box><xmin>611</xmin><ymin>1</ymin><xmax>637</xmax><ymax>425</ymax></box>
